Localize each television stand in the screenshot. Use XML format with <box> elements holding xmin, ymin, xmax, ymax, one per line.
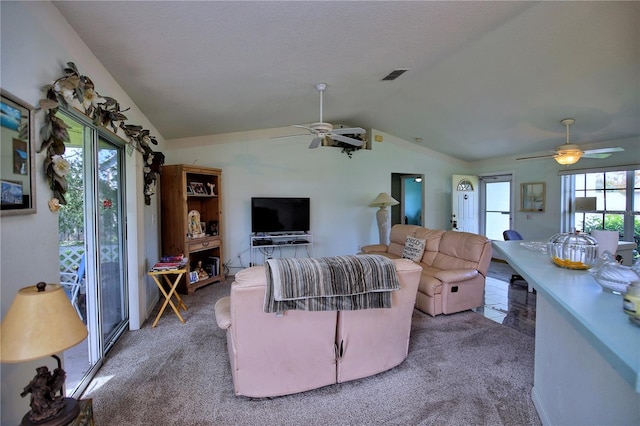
<box><xmin>249</xmin><ymin>233</ymin><xmax>313</xmax><ymax>266</ymax></box>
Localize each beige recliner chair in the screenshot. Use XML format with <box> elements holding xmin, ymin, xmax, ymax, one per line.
<box><xmin>214</xmin><ymin>258</ymin><xmax>422</xmax><ymax>397</ymax></box>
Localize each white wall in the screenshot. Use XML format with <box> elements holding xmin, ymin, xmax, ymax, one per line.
<box><xmin>0</xmin><ymin>2</ymin><xmax>164</xmax><ymax>424</ymax></box>
<box><xmin>166</xmin><ymin>129</ymin><xmax>639</xmax><ymax>271</ymax></box>
<box><xmin>165</xmin><ymin>129</ymin><xmax>466</xmax><ymax>273</ymax></box>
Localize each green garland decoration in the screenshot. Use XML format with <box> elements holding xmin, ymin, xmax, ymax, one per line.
<box><xmin>37</xmin><ymin>62</ymin><xmax>162</xmax><ymax>205</ymax></box>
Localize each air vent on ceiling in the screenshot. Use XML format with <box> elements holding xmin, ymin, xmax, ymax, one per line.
<box><xmin>381</xmin><ymin>68</ymin><xmax>408</xmax><ymax>81</ymax></box>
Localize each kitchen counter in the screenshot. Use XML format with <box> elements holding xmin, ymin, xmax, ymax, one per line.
<box><xmin>492</xmin><ymin>241</ymin><xmax>640</xmax><ymax>425</ymax></box>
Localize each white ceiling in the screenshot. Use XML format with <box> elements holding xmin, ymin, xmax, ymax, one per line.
<box><xmin>53</xmin><ymin>1</ymin><xmax>639</xmax><ymax>162</ymax></box>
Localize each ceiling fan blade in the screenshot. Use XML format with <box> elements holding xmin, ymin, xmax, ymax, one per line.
<box><xmin>331</xmin><ymin>127</ymin><xmax>366</xmax><ymax>135</ymax></box>
<box><xmin>515</xmin><ymin>153</ymin><xmax>555</xmax><ymax>161</ymax></box>
<box><xmin>271</xmin><ymin>133</ymin><xmax>309</xmax><ymax>140</ymax></box>
<box><xmin>582</xmin><ymin>147</ymin><xmax>624</xmax><ymax>155</ymax></box>
<box><xmin>582</xmin><ymin>153</ymin><xmax>612</xmax><ymax>159</ymax></box>
<box><xmin>580</xmin><ymin>147</ymin><xmax>624</xmax><ymax>159</ymax></box>
<box><xmin>330</xmin><ymin>133</ymin><xmax>364</xmax><ymax>147</ymax></box>
<box><xmin>292</xmin><ymin>124</ymin><xmax>313</xmax><ymax>132</ymax></box>
<box><xmin>308</xmin><ymin>137</ymin><xmax>323</xmax><ymax>149</ymax></box>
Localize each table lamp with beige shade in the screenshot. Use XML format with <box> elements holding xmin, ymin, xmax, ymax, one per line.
<box><xmin>1</xmin><ymin>282</ymin><xmax>88</xmax><ymax>426</ymax></box>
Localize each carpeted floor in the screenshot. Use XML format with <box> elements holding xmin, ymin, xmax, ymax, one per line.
<box><xmin>82</xmin><ymin>279</ymin><xmax>540</xmax><ymax>425</ymax></box>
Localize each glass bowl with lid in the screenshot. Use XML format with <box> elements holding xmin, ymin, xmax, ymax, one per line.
<box><xmin>547</xmin><ymin>231</ymin><xmax>598</xmax><ymax>270</ymax></box>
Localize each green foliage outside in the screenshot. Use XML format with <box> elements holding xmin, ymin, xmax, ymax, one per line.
<box><xmin>58</xmin><ymin>146</ymin><xmax>121</xmax><ymax>245</ymax></box>
<box><xmin>59</xmin><ymin>148</ymin><xmax>84</xmax><ymax>243</ymax></box>
<box><xmin>583</xmin><ymin>215</ymin><xmax>640</xmax><ymax>236</ymax></box>
<box><xmin>583</xmin><ymin>214</ymin><xmax>640</xmax><ymax>261</ymax></box>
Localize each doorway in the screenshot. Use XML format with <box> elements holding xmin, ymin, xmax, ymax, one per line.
<box><xmin>480</xmin><ymin>174</ymin><xmax>513</xmax><ymax>240</ymax></box>
<box><xmin>391</xmin><ymin>173</ymin><xmax>424</xmax><ymax>226</ymax></box>
<box><xmin>58</xmin><ymin>111</ymin><xmax>129</xmax><ymax>397</ymax></box>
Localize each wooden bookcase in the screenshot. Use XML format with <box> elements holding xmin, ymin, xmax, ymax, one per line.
<box><xmin>160</xmin><ymin>164</ymin><xmax>224</xmax><ymax>294</ymax></box>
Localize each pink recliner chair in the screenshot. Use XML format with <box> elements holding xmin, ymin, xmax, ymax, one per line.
<box><xmin>214</xmin><ymin>258</ymin><xmax>422</xmax><ymax>397</ymax></box>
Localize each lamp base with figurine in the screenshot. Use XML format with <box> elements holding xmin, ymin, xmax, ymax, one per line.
<box><xmin>20</xmin><ymin>355</ymin><xmax>80</xmax><ymax>426</ymax></box>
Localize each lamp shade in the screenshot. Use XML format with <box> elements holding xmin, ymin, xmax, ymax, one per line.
<box><xmin>574</xmin><ymin>196</ymin><xmax>597</xmax><ymax>212</ymax></box>
<box><xmin>0</xmin><ymin>283</ymin><xmax>88</xmax><ymax>363</ymax></box>
<box><xmin>369</xmin><ymin>192</ymin><xmax>399</xmax><ymax>208</ymax></box>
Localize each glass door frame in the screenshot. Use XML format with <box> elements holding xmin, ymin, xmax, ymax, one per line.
<box><xmin>95</xmin><ymin>135</ymin><xmax>129</xmax><ymax>351</ymax></box>
<box><xmin>479</xmin><ymin>174</ymin><xmax>514</xmax><ymax>239</ymax></box>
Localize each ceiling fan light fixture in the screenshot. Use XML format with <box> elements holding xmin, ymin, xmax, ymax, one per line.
<box><xmin>554</xmin><ymin>119</ymin><xmax>584</xmax><ymax>165</ymax></box>
<box><xmin>554</xmin><ymin>150</ymin><xmax>583</xmax><ymax>165</ymax></box>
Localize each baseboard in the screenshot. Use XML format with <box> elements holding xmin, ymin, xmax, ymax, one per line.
<box><xmin>145</xmin><ymin>292</ymin><xmax>160</xmax><ymax>323</ymax></box>
<box><xmin>531</xmin><ymin>385</ymin><xmax>550</xmax><ymax>425</ymax></box>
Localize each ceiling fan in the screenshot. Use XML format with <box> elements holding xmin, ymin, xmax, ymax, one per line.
<box><xmin>516</xmin><ymin>118</ymin><xmax>624</xmax><ymax>165</ymax></box>
<box><xmin>288</xmin><ymin>83</ymin><xmax>366</xmax><ymax>149</ymax></box>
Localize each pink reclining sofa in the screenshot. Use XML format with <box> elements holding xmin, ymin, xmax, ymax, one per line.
<box><xmin>214</xmin><ymin>258</ymin><xmax>422</xmax><ymax>398</ymax></box>
<box><xmin>361</xmin><ymin>224</ymin><xmax>492</xmax><ymax>317</ymax></box>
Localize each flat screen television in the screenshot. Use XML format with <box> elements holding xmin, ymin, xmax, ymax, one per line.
<box><xmin>251</xmin><ymin>197</ymin><xmax>310</xmax><ymax>234</ymax></box>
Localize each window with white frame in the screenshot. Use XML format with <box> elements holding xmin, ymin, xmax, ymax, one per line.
<box><xmin>561</xmin><ymin>166</ymin><xmax>639</xmax><ymax>261</ymax></box>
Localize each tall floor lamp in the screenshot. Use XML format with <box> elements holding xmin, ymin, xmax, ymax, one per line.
<box><xmin>369</xmin><ymin>192</ymin><xmax>399</xmax><ymax>245</ymax></box>
<box><xmin>0</xmin><ymin>282</ymin><xmax>88</xmax><ymax>426</ymax></box>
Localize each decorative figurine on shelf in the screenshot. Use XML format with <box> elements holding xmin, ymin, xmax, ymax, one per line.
<box><xmin>195</xmin><ymin>260</ymin><xmax>209</xmax><ymax>280</ymax></box>
<box><xmin>207</xmin><ymin>182</ymin><xmax>216</xmax><ymax>196</ymax></box>
<box><xmin>208</xmin><ymin>220</ymin><xmax>219</xmax><ymax>236</ymax></box>
<box><xmin>188</xmin><ymin>210</ymin><xmax>204</xmax><ymax>238</ymax></box>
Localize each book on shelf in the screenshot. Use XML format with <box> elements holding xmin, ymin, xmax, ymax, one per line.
<box><xmin>206</xmin><ymin>256</ymin><xmax>220</xmax><ymax>277</ymax></box>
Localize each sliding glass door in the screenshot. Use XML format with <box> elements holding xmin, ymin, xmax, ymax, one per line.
<box><xmin>58</xmin><ymin>112</ymin><xmax>128</xmax><ymax>396</ymax></box>
<box><xmin>97</xmin><ymin>138</ymin><xmax>128</xmax><ymax>348</ymax></box>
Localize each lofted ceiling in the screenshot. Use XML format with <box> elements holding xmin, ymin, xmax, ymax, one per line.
<box><xmin>53</xmin><ymin>1</ymin><xmax>639</xmax><ymax>162</ymax></box>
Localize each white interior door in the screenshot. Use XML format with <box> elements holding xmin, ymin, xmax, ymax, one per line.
<box><xmin>451</xmin><ymin>175</ymin><xmax>478</xmax><ymax>233</ymax></box>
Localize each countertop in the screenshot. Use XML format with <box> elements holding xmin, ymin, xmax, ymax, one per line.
<box><xmin>492</xmin><ymin>240</ymin><xmax>640</xmax><ymax>392</ymax></box>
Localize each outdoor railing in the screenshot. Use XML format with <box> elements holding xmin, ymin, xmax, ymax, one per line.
<box><xmin>59</xmin><ymin>244</ymin><xmax>120</xmax><ymax>271</ymax></box>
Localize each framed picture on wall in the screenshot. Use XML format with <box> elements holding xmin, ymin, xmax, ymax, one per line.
<box><xmin>1</xmin><ymin>89</ymin><xmax>36</xmax><ymax>216</ymax></box>
<box><xmin>1</xmin><ymin>180</ymin><xmax>23</xmax><ymax>205</ymax></box>
<box><xmin>13</xmin><ymin>139</ymin><xmax>27</xmax><ymax>175</ymax></box>
<box><xmin>520</xmin><ymin>182</ymin><xmax>545</xmax><ymax>212</ymax></box>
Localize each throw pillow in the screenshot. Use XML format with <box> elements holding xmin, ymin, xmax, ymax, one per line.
<box><xmin>402</xmin><ymin>236</ymin><xmax>426</xmax><ymax>262</ymax></box>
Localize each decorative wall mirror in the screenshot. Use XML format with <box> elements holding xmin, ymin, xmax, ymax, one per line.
<box><xmin>1</xmin><ymin>89</ymin><xmax>36</xmax><ymax>215</ymax></box>
<box><xmin>520</xmin><ymin>182</ymin><xmax>545</xmax><ymax>212</ymax></box>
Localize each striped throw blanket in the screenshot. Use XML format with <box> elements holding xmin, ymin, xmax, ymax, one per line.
<box><xmin>264</xmin><ymin>255</ymin><xmax>400</xmax><ymax>313</ymax></box>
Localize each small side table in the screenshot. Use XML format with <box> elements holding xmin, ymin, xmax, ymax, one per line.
<box><xmin>148</xmin><ymin>268</ymin><xmax>188</xmax><ymax>327</ymax></box>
